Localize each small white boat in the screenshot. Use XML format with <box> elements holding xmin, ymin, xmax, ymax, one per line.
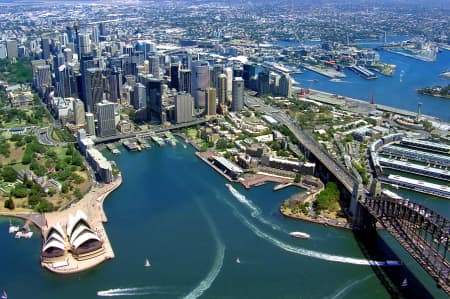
<box><xmin>144</xmin><ymin>258</ymin><xmax>151</xmax><ymax>268</ymax></box>
<box><xmin>236</xmin><ymin>258</ymin><xmax>240</xmax><ymax>264</ymax></box>
<box><xmin>8</xmin><ymin>222</ymin><xmax>19</xmax><ymax>234</ymax></box>
<box><xmin>401</xmin><ymin>278</ymin><xmax>408</xmax><ymax>287</ymax></box>
<box><xmin>2</xmin><ymin>290</ymin><xmax>7</xmax><ymax>299</ymax></box>
<box><xmin>289</xmin><ymin>231</ymin><xmax>310</xmax><ymax>239</ymax></box>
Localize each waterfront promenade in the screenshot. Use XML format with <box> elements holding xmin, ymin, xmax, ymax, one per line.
<box><xmin>41</xmin><ymin>175</ymin><xmax>122</xmax><ymax>274</ymax></box>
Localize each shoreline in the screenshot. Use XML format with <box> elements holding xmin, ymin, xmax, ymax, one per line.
<box><xmin>417</xmin><ymin>90</ymin><xmax>450</xmax><ymax>100</ymax></box>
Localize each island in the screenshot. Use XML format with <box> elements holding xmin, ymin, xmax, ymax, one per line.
<box><xmin>417</xmin><ymin>84</ymin><xmax>450</xmax><ymax>99</ymax></box>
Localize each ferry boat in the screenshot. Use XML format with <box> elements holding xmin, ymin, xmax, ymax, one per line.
<box><xmin>144</xmin><ymin>258</ymin><xmax>151</xmax><ymax>268</ymax></box>
<box><xmin>2</xmin><ymin>290</ymin><xmax>7</xmax><ymax>299</ymax></box>
<box><xmin>289</xmin><ymin>231</ymin><xmax>310</xmax><ymax>239</ymax></box>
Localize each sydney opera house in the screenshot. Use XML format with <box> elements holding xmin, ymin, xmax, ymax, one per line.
<box><xmin>41</xmin><ymin>210</ymin><xmax>104</xmax><ymax>265</ymax></box>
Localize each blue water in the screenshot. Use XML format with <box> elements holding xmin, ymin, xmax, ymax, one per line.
<box><xmin>278</xmin><ymin>39</ymin><xmax>450</xmax><ymax>121</ymax></box>
<box><xmin>0</xmin><ymin>144</ymin><xmax>448</xmax><ymax>298</ymax></box>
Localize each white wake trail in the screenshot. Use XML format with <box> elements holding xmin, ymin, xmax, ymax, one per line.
<box><xmin>97</xmin><ymin>286</ymin><xmax>178</xmax><ymax>297</ymax></box>
<box><xmin>221</xmin><ymin>192</ymin><xmax>400</xmax><ymax>267</ymax></box>
<box><xmin>226</xmin><ymin>184</ymin><xmax>284</xmax><ymax>232</ymax></box>
<box><xmin>328</xmin><ymin>274</ymin><xmax>374</xmax><ymax>299</ymax></box>
<box><xmin>185</xmin><ymin>200</ymin><xmax>225</xmax><ymax>299</ymax></box>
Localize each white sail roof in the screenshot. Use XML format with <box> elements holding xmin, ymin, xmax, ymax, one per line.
<box><xmin>43</xmin><ymin>239</ymin><xmax>65</xmax><ymax>252</ymax></box>
<box><xmin>66</xmin><ymin>210</ymin><xmax>88</xmax><ymax>238</ymax></box>
<box><xmin>70</xmin><ymin>223</ymin><xmax>94</xmax><ymax>246</ymax></box>
<box><xmin>71</xmin><ymin>231</ymin><xmax>101</xmax><ymax>249</ymax></box>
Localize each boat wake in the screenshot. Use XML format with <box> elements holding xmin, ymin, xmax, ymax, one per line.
<box><xmin>185</xmin><ymin>200</ymin><xmax>225</xmax><ymax>299</ymax></box>
<box><xmin>221</xmin><ymin>194</ymin><xmax>401</xmax><ymax>267</ymax></box>
<box><xmin>328</xmin><ymin>274</ymin><xmax>374</xmax><ymax>299</ymax></box>
<box><xmin>226</xmin><ymin>184</ymin><xmax>284</xmax><ymax>232</ymax></box>
<box><xmin>97</xmin><ymin>286</ymin><xmax>177</xmax><ymax>297</ymax></box>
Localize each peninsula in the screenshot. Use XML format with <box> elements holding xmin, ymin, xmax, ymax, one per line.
<box><xmin>417</xmin><ymin>84</ymin><xmax>450</xmax><ymax>99</ymax></box>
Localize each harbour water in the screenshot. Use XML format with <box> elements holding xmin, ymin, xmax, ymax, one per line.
<box><xmin>0</xmin><ymin>144</ymin><xmax>448</xmax><ymax>298</ymax></box>
<box><xmin>290</xmin><ymin>42</ymin><xmax>450</xmax><ymax>121</ymax></box>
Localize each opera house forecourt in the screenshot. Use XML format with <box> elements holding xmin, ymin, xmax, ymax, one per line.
<box><xmin>40</xmin><ymin>176</ymin><xmax>121</xmax><ymax>274</ymax></box>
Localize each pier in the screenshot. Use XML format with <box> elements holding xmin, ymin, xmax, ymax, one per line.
<box><xmin>379</xmin><ymin>174</ymin><xmax>450</xmax><ymax>199</ymax></box>
<box><xmin>348</xmin><ymin>65</ymin><xmax>377</xmax><ymax>79</ymax></box>
<box><xmin>377</xmin><ymin>157</ymin><xmax>450</xmax><ymax>181</ymax></box>
<box><xmin>381</xmin><ymin>145</ymin><xmax>450</xmax><ymax>168</ymax></box>
<box><xmin>301</xmin><ymin>64</ymin><xmax>346</xmax><ymax>79</ymax></box>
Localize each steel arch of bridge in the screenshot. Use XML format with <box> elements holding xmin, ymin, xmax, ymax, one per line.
<box><xmin>362</xmin><ymin>195</ymin><xmax>450</xmax><ymax>294</ymax></box>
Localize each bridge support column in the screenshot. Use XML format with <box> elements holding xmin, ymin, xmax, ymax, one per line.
<box><xmin>350</xmin><ymin>182</ymin><xmax>376</xmax><ymax>230</ymax></box>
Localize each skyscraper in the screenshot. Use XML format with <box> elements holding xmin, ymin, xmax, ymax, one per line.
<box><xmin>170</xmin><ymin>63</ymin><xmax>180</xmax><ymax>90</ymax></box>
<box><xmin>205</xmin><ymin>87</ymin><xmax>217</xmax><ymax>116</ymax></box>
<box><xmin>85</xmin><ymin>68</ymin><xmax>103</xmax><ymax>113</ymax></box>
<box><xmin>257</xmin><ymin>69</ymin><xmax>270</xmax><ymax>95</ymax></box>
<box><xmin>96</xmin><ymin>100</ymin><xmax>116</xmax><ymax>137</ymax></box>
<box><xmin>78</xmin><ymin>33</ymin><xmax>91</xmax><ymax>57</ymax></box>
<box><xmin>35</xmin><ymin>65</ymin><xmax>52</xmax><ymax>95</ymax></box>
<box><xmin>217</xmin><ymin>73</ymin><xmax>227</xmax><ymax>114</ymax></box>
<box><xmin>175</xmin><ymin>93</ymin><xmax>193</xmax><ymax>123</ymax></box>
<box><xmin>148</xmin><ymin>54</ymin><xmax>160</xmax><ymax>79</ymax></box>
<box><xmin>179</xmin><ymin>69</ymin><xmax>191</xmax><ymax>94</ymax></box>
<box><xmin>73</xmin><ymin>99</ymin><xmax>85</xmax><ymax>126</ymax></box>
<box><xmin>6</xmin><ymin>40</ymin><xmax>18</xmax><ymax>59</ymax></box>
<box><xmin>231</xmin><ymin>77</ymin><xmax>244</xmax><ymax>112</ymax></box>
<box><xmin>108</xmin><ymin>68</ymin><xmax>121</xmax><ymax>102</ymax></box>
<box><xmin>191</xmin><ymin>61</ymin><xmax>209</xmax><ymax>108</ymax></box>
<box><xmin>279</xmin><ymin>74</ymin><xmax>292</xmax><ymax>98</ymax></box>
<box><xmin>146</xmin><ymin>78</ymin><xmax>163</xmax><ymax>122</ymax></box>
<box><xmin>85</xmin><ymin>112</ymin><xmax>95</xmax><ymax>136</ymax></box>
<box><xmin>41</xmin><ymin>38</ymin><xmax>51</xmax><ymax>60</ymax></box>
<box><xmin>133</xmin><ymin>82</ymin><xmax>146</xmax><ymax>109</ymax></box>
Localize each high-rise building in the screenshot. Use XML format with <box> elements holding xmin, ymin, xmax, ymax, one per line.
<box><xmin>175</xmin><ymin>93</ymin><xmax>193</xmax><ymax>123</ymax></box>
<box><xmin>148</xmin><ymin>54</ymin><xmax>160</xmax><ymax>78</ymax></box>
<box><xmin>257</xmin><ymin>69</ymin><xmax>270</xmax><ymax>95</ymax></box>
<box><xmin>0</xmin><ymin>43</ymin><xmax>7</xmax><ymax>59</ymax></box>
<box><xmin>85</xmin><ymin>68</ymin><xmax>103</xmax><ymax>113</ymax></box>
<box><xmin>96</xmin><ymin>100</ymin><xmax>116</xmax><ymax>137</ymax></box>
<box><xmin>85</xmin><ymin>112</ymin><xmax>95</xmax><ymax>136</ymax></box>
<box><xmin>231</xmin><ymin>77</ymin><xmax>244</xmax><ymax>112</ymax></box>
<box><xmin>211</xmin><ymin>63</ymin><xmax>224</xmax><ymax>89</ymax></box>
<box><xmin>191</xmin><ymin>61</ymin><xmax>209</xmax><ymax>108</ymax></box>
<box><xmin>35</xmin><ymin>65</ymin><xmax>52</xmax><ymax>95</ymax></box>
<box><xmin>41</xmin><ymin>38</ymin><xmax>51</xmax><ymax>60</ymax></box>
<box><xmin>279</xmin><ymin>74</ymin><xmax>292</xmax><ymax>98</ymax></box>
<box><xmin>108</xmin><ymin>68</ymin><xmax>121</xmax><ymax>102</ymax></box>
<box><xmin>56</xmin><ymin>64</ymin><xmax>72</xmax><ymax>98</ymax></box>
<box><xmin>170</xmin><ymin>63</ymin><xmax>180</xmax><ymax>90</ymax></box>
<box><xmin>6</xmin><ymin>40</ymin><xmax>18</xmax><ymax>59</ymax></box>
<box><xmin>99</xmin><ymin>23</ymin><xmax>107</xmax><ymax>37</ymax></box>
<box><xmin>225</xmin><ymin>67</ymin><xmax>233</xmax><ymax>104</ymax></box>
<box><xmin>179</xmin><ymin>69</ymin><xmax>191</xmax><ymax>94</ymax></box>
<box><xmin>217</xmin><ymin>73</ymin><xmax>227</xmax><ymax>114</ymax></box>
<box><xmin>146</xmin><ymin>78</ymin><xmax>163</xmax><ymax>122</ymax></box>
<box><xmin>133</xmin><ymin>82</ymin><xmax>146</xmax><ymax>109</ymax></box>
<box><xmin>91</xmin><ymin>26</ymin><xmax>99</xmax><ymax>45</ymax></box>
<box><xmin>205</xmin><ymin>87</ymin><xmax>217</xmax><ymax>116</ymax></box>
<box><xmin>78</xmin><ymin>33</ymin><xmax>91</xmax><ymax>57</ymax></box>
<box><xmin>73</xmin><ymin>99</ymin><xmax>85</xmax><ymax>126</ymax></box>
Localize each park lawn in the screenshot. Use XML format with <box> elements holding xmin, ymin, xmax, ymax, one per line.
<box><xmin>0</xmin><ymin>142</ymin><xmax>26</xmax><ymax>165</ymax></box>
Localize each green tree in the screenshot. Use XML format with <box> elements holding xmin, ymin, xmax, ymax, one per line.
<box><xmin>2</xmin><ymin>166</ymin><xmax>17</xmax><ymax>182</ymax></box>
<box><xmin>4</xmin><ymin>197</ymin><xmax>15</xmax><ymax>210</ymax></box>
<box><xmin>73</xmin><ymin>188</ymin><xmax>83</xmax><ymax>200</ymax></box>
<box><xmin>294</xmin><ymin>174</ymin><xmax>302</xmax><ymax>183</ymax></box>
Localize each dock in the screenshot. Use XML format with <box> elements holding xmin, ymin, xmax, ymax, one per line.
<box><xmin>301</xmin><ymin>63</ymin><xmax>346</xmax><ymax>79</ymax></box>
<box><xmin>122</xmin><ymin>139</ymin><xmax>140</xmax><ymax>151</ymax></box>
<box><xmin>151</xmin><ymin>135</ymin><xmax>165</xmax><ymax>147</ymax></box>
<box><xmin>348</xmin><ymin>65</ymin><xmax>377</xmax><ymax>79</ymax></box>
<box><xmin>106</xmin><ymin>144</ymin><xmax>121</xmax><ymax>155</ymax></box>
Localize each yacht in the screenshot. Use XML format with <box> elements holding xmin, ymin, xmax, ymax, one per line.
<box><xmin>401</xmin><ymin>278</ymin><xmax>408</xmax><ymax>287</ymax></box>
<box><xmin>2</xmin><ymin>290</ymin><xmax>7</xmax><ymax>299</ymax></box>
<box><xmin>236</xmin><ymin>258</ymin><xmax>241</xmax><ymax>264</ymax></box>
<box><xmin>144</xmin><ymin>258</ymin><xmax>151</xmax><ymax>268</ymax></box>
<box><xmin>289</xmin><ymin>231</ymin><xmax>310</xmax><ymax>239</ymax></box>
